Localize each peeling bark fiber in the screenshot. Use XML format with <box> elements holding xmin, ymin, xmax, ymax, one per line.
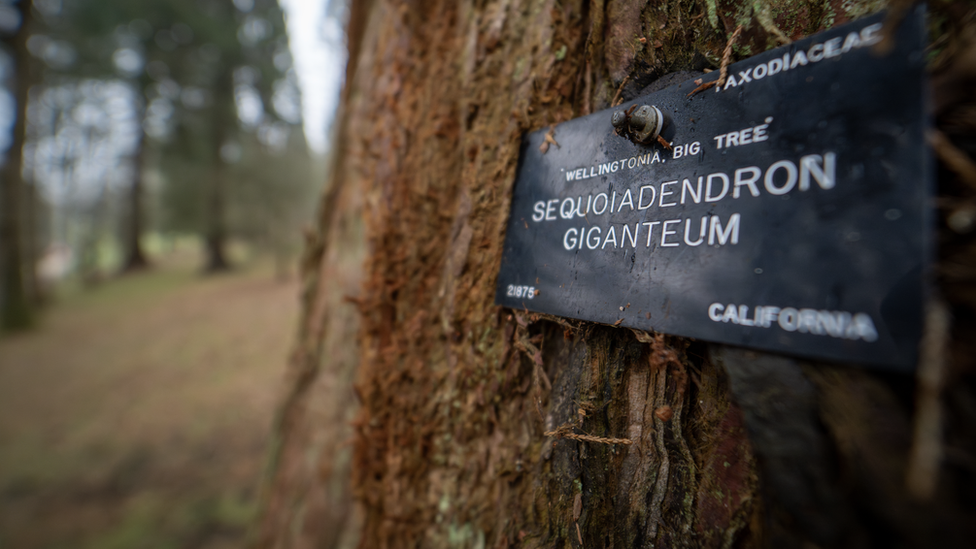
<box><xmin>257</xmin><ymin>1</ymin><xmax>976</xmax><ymax>548</ymax></box>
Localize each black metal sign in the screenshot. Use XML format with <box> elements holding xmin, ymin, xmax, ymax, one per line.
<box><xmin>495</xmin><ymin>7</ymin><xmax>930</xmax><ymax>371</ymax></box>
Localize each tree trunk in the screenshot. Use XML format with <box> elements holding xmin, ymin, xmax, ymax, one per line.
<box><xmin>257</xmin><ymin>1</ymin><xmax>976</xmax><ymax>547</ymax></box>
<box><xmin>204</xmin><ymin>72</ymin><xmax>233</xmax><ymax>274</ymax></box>
<box><xmin>122</xmin><ymin>137</ymin><xmax>150</xmax><ymax>272</ymax></box>
<box><xmin>1</xmin><ymin>0</ymin><xmax>33</xmax><ymax>331</ymax></box>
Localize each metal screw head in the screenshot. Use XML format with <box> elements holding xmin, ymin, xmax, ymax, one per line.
<box><xmin>629</xmin><ymin>105</ymin><xmax>653</xmax><ymax>130</ymax></box>
<box><xmin>631</xmin><ymin>105</ymin><xmax>665</xmax><ymax>144</ymax></box>
<box><xmin>611</xmin><ymin>110</ymin><xmax>628</xmax><ymax>129</ymax></box>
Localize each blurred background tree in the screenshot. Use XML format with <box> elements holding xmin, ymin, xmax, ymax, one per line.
<box><xmin>0</xmin><ymin>0</ymin><xmax>318</xmax><ymax>329</ymax></box>
<box><xmin>0</xmin><ymin>0</ymin><xmax>35</xmax><ymax>329</ymax></box>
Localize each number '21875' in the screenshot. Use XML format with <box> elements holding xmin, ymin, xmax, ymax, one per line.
<box><xmin>506</xmin><ymin>284</ymin><xmax>536</xmax><ymax>299</ymax></box>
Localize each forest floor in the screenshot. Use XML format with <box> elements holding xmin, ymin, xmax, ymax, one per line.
<box><xmin>0</xmin><ymin>251</ymin><xmax>298</xmax><ymax>549</ymax></box>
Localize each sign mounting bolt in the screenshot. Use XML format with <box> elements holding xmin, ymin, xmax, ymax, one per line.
<box><xmin>612</xmin><ymin>104</ymin><xmax>666</xmax><ymax>145</ymax></box>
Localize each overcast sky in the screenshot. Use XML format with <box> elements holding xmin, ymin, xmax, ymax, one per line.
<box><xmin>278</xmin><ymin>0</ymin><xmax>345</xmax><ymax>155</ymax></box>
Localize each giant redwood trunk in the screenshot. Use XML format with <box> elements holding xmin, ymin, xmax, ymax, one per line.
<box><xmin>257</xmin><ymin>1</ymin><xmax>976</xmax><ymax>547</ymax></box>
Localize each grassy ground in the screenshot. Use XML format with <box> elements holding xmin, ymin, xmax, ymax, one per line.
<box><xmin>0</xmin><ymin>252</ymin><xmax>298</xmax><ymax>549</ymax></box>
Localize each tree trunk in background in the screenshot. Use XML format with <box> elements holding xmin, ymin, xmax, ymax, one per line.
<box><xmin>204</xmin><ymin>162</ymin><xmax>229</xmax><ymax>272</ymax></box>
<box><xmin>122</xmin><ymin>136</ymin><xmax>150</xmax><ymax>272</ymax></box>
<box><xmin>1</xmin><ymin>0</ymin><xmax>33</xmax><ymax>330</ymax></box>
<box><xmin>204</xmin><ymin>71</ymin><xmax>233</xmax><ymax>273</ymax></box>
<box><xmin>257</xmin><ymin>1</ymin><xmax>976</xmax><ymax>547</ymax></box>
<box><xmin>23</xmin><ymin>179</ymin><xmax>44</xmax><ymax>305</ymax></box>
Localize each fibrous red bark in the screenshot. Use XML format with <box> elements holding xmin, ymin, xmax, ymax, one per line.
<box><xmin>256</xmin><ymin>1</ymin><xmax>976</xmax><ymax>548</ymax></box>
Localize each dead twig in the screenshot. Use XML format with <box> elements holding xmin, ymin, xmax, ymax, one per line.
<box><xmin>539</xmin><ymin>124</ymin><xmax>560</xmax><ymax>154</ymax></box>
<box><xmin>687</xmin><ymin>24</ymin><xmax>743</xmax><ymax>97</ymax></box>
<box><xmin>686</xmin><ymin>78</ymin><xmax>714</xmax><ymax>97</ymax></box>
<box><xmin>611</xmin><ymin>74</ymin><xmax>632</xmax><ymax>107</ymax></box>
<box><xmin>544</xmin><ymin>422</ymin><xmax>633</xmax><ymax>445</ymax></box>
<box><xmin>717</xmin><ymin>24</ymin><xmax>744</xmax><ymax>87</ymax></box>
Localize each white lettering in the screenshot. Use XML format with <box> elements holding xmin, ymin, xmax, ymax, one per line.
<box><xmin>790</xmin><ymin>50</ymin><xmax>808</xmax><ymax>69</ymax></box>
<box><xmin>708</xmin><ymin>303</ymin><xmax>724</xmax><ymax>321</ymax></box>
<box><xmin>798</xmin><ymin>308</ymin><xmax>818</xmax><ymax>333</ymax></box>
<box><xmin>778</xmin><ymin>308</ymin><xmax>799</xmax><ymax>331</ymax></box>
<box><xmin>705</xmin><ymin>173</ymin><xmax>730</xmax><ymax>202</ymax></box>
<box><xmin>704</xmin><ymin>303</ymin><xmax>878</xmax><ymax>342</ymax></box>
<box><xmin>738</xmin><ymin>305</ymin><xmax>755</xmax><ymax>326</ymax></box>
<box><xmin>586</xmin><ymin>226</ymin><xmax>601</xmax><ymax>249</ymax></box>
<box><xmin>574</xmin><ymin>195</ymin><xmax>591</xmax><ymax>217</ymax></box>
<box><xmin>661</xmin><ymin>219</ymin><xmax>680</xmax><ymax>247</ymax></box>
<box><xmin>684</xmin><ymin>216</ymin><xmax>707</xmax><ymax>246</ymax></box>
<box><xmin>545</xmin><ymin>199</ymin><xmax>558</xmax><ymax>220</ymax></box>
<box><xmin>860</xmin><ymin>22</ymin><xmax>882</xmax><ymax>46</ymax></box>
<box><xmin>753</xmin><ymin>123</ymin><xmax>769</xmax><ymax>142</ymax></box>
<box><xmin>734</xmin><ymin>167</ymin><xmax>761</xmax><ymax>198</ymax></box>
<box><xmin>559</xmin><ymin>198</ymin><xmax>575</xmax><ymax>219</ymax></box>
<box><xmin>841</xmin><ymin>32</ymin><xmax>860</xmax><ymax>54</ymax></box>
<box><xmin>823</xmin><ymin>37</ymin><xmax>842</xmax><ymax>58</ymax></box>
<box><xmin>708</xmin><ymin>214</ymin><xmax>741</xmax><ymax>246</ymax></box>
<box><xmin>659</xmin><ymin>181</ymin><xmax>677</xmax><ymax>207</ymax></box>
<box><xmin>532</xmin><ymin>201</ymin><xmax>546</xmax><ymax>222</ymax></box>
<box><xmin>808</xmin><ymin>43</ymin><xmax>825</xmax><ymax>62</ymax></box>
<box><xmin>854</xmin><ymin>313</ymin><xmax>878</xmax><ymax>341</ymax></box>
<box><xmin>618</xmin><ymin>189</ymin><xmax>634</xmax><ymax>211</ymax></box>
<box><xmin>622</xmin><ymin>223</ymin><xmax>639</xmax><ymax>247</ymax></box>
<box><xmin>799</xmin><ymin>152</ymin><xmax>836</xmax><ymax>190</ymax></box>
<box><xmin>681</xmin><ymin>178</ymin><xmax>702</xmax><ymax>204</ymax></box>
<box><xmin>764</xmin><ymin>160</ymin><xmax>798</xmax><ymax>195</ymax></box>
<box><xmin>602</xmin><ymin>225</ymin><xmax>618</xmax><ymax>249</ymax></box>
<box><xmin>637</xmin><ymin>186</ymin><xmax>656</xmax><ymax>209</ymax></box>
<box><xmin>722</xmin><ymin>304</ymin><xmax>739</xmax><ymax>323</ymax></box>
<box><xmin>642</xmin><ymin>222</ymin><xmax>660</xmax><ymax>246</ymax></box>
<box><xmin>563</xmin><ymin>228</ymin><xmax>578</xmax><ymax>250</ymax></box>
<box><xmin>592</xmin><ymin>193</ymin><xmax>609</xmax><ymax>215</ymax></box>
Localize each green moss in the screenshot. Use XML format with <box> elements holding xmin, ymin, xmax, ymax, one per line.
<box><xmin>555</xmin><ymin>45</ymin><xmax>567</xmax><ymax>61</ymax></box>
<box><xmin>733</xmin><ymin>43</ymin><xmax>753</xmax><ymax>57</ymax></box>
<box><xmin>706</xmin><ymin>0</ymin><xmax>719</xmax><ymax>28</ymax></box>
<box><xmin>839</xmin><ymin>0</ymin><xmax>887</xmax><ymax>20</ymax></box>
